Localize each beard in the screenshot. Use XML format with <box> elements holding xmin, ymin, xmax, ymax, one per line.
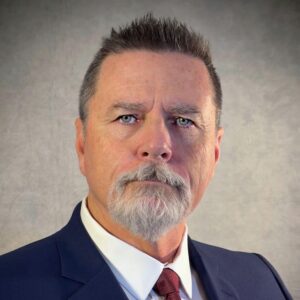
<box><xmin>107</xmin><ymin>163</ymin><xmax>192</xmax><ymax>243</ymax></box>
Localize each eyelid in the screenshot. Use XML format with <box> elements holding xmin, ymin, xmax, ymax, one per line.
<box><xmin>116</xmin><ymin>114</ymin><xmax>138</xmax><ymax>124</ymax></box>
<box><xmin>174</xmin><ymin>116</ymin><xmax>195</xmax><ymax>127</ymax></box>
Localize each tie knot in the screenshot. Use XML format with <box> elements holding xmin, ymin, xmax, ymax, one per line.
<box><xmin>154</xmin><ymin>268</ymin><xmax>181</xmax><ymax>300</ymax></box>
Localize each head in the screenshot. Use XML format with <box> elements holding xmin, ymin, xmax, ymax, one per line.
<box><xmin>75</xmin><ymin>14</ymin><xmax>223</xmax><ymax>242</ymax></box>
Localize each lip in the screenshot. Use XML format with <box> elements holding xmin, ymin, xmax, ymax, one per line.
<box><xmin>131</xmin><ymin>180</ymin><xmax>169</xmax><ymax>186</ymax></box>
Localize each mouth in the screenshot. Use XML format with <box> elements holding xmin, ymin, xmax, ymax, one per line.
<box><xmin>129</xmin><ymin>179</ymin><xmax>170</xmax><ymax>187</ymax></box>
<box><xmin>136</xmin><ymin>179</ymin><xmax>166</xmax><ymax>184</ymax></box>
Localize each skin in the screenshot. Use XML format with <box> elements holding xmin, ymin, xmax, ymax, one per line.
<box><xmin>75</xmin><ymin>50</ymin><xmax>223</xmax><ymax>263</ymax></box>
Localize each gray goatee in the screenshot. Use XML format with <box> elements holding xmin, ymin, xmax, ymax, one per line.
<box><xmin>107</xmin><ymin>163</ymin><xmax>192</xmax><ymax>242</ymax></box>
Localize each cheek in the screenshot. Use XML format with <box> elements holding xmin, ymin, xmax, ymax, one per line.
<box><xmin>186</xmin><ymin>139</ymin><xmax>216</xmax><ymax>190</ymax></box>
<box><xmin>85</xmin><ymin>133</ymin><xmax>134</xmax><ymax>184</ymax></box>
<box><xmin>187</xmin><ymin>147</ymin><xmax>215</xmax><ymax>212</ymax></box>
<box><xmin>84</xmin><ymin>135</ymin><xmax>113</xmax><ymax>185</ymax></box>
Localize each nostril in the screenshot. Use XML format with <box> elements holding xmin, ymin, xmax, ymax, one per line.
<box><xmin>161</xmin><ymin>152</ymin><xmax>169</xmax><ymax>159</ymax></box>
<box><xmin>142</xmin><ymin>152</ymin><xmax>149</xmax><ymax>157</ymax></box>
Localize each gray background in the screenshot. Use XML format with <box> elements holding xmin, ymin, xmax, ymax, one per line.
<box><xmin>0</xmin><ymin>0</ymin><xmax>299</xmax><ymax>298</ymax></box>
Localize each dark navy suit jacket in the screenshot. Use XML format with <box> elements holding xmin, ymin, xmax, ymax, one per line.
<box><xmin>0</xmin><ymin>203</ymin><xmax>292</xmax><ymax>299</ymax></box>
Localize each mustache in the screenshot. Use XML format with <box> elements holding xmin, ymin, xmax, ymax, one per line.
<box><xmin>115</xmin><ymin>163</ymin><xmax>187</xmax><ymax>190</ymax></box>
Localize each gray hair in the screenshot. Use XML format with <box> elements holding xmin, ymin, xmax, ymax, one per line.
<box><xmin>79</xmin><ymin>13</ymin><xmax>222</xmax><ymax>127</ymax></box>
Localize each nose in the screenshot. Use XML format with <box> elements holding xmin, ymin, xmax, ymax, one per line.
<box><xmin>136</xmin><ymin>120</ymin><xmax>172</xmax><ymax>163</ymax></box>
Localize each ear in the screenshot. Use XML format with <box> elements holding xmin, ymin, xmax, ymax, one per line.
<box><xmin>75</xmin><ymin>118</ymin><xmax>87</xmax><ymax>176</ymax></box>
<box><xmin>214</xmin><ymin>127</ymin><xmax>224</xmax><ymax>164</ymax></box>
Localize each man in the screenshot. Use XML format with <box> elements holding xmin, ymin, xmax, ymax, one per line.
<box><xmin>0</xmin><ymin>14</ymin><xmax>292</xmax><ymax>300</ymax></box>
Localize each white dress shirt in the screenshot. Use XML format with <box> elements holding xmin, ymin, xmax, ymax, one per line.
<box><xmin>80</xmin><ymin>198</ymin><xmax>206</xmax><ymax>300</ymax></box>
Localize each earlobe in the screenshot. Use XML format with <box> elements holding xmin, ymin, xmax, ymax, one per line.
<box><xmin>75</xmin><ymin>118</ymin><xmax>86</xmax><ymax>176</ymax></box>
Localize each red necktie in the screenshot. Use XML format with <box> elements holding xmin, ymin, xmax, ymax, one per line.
<box><xmin>154</xmin><ymin>268</ymin><xmax>181</xmax><ymax>300</ymax></box>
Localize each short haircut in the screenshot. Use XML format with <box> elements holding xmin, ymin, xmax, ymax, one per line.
<box><xmin>79</xmin><ymin>13</ymin><xmax>222</xmax><ymax>127</ymax></box>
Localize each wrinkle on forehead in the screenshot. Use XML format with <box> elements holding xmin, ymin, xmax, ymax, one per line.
<box><xmin>110</xmin><ymin>100</ymin><xmax>204</xmax><ymax>116</ymax></box>
<box><xmin>95</xmin><ymin>50</ymin><xmax>213</xmax><ymax>98</ymax></box>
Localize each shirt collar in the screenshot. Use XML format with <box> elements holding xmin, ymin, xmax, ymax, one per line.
<box><xmin>80</xmin><ymin>198</ymin><xmax>192</xmax><ymax>299</ymax></box>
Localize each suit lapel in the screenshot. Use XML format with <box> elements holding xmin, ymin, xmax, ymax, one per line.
<box><xmin>67</xmin><ymin>270</ymin><xmax>128</xmax><ymax>300</ymax></box>
<box><xmin>188</xmin><ymin>238</ymin><xmax>239</xmax><ymax>300</ymax></box>
<box><xmin>56</xmin><ymin>203</ymin><xmax>128</xmax><ymax>300</ymax></box>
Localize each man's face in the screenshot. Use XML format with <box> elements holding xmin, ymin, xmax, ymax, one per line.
<box><xmin>76</xmin><ymin>50</ymin><xmax>223</xmax><ymax>238</ymax></box>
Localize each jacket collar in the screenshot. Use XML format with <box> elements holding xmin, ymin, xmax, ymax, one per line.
<box><xmin>55</xmin><ymin>202</ymin><xmax>128</xmax><ymax>300</ymax></box>
<box><xmin>188</xmin><ymin>238</ymin><xmax>239</xmax><ymax>300</ymax></box>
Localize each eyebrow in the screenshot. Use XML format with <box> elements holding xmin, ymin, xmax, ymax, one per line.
<box><xmin>168</xmin><ymin>104</ymin><xmax>201</xmax><ymax>115</ymax></box>
<box><xmin>110</xmin><ymin>102</ymin><xmax>147</xmax><ymax>112</ymax></box>
<box><xmin>109</xmin><ymin>101</ymin><xmax>203</xmax><ymax>120</ymax></box>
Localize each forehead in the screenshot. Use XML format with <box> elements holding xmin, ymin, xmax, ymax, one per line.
<box><xmin>94</xmin><ymin>50</ymin><xmax>214</xmax><ymax>109</ymax></box>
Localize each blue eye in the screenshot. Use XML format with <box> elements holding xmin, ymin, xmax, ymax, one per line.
<box><xmin>176</xmin><ymin>117</ymin><xmax>193</xmax><ymax>128</ymax></box>
<box><xmin>118</xmin><ymin>115</ymin><xmax>137</xmax><ymax>124</ymax></box>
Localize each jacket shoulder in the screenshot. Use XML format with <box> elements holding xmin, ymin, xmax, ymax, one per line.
<box><xmin>192</xmin><ymin>240</ymin><xmax>275</xmax><ymax>271</ymax></box>
<box><xmin>0</xmin><ymin>231</ymin><xmax>61</xmax><ymax>277</ymax></box>
<box><xmin>190</xmin><ymin>240</ymin><xmax>292</xmax><ymax>299</ymax></box>
<box><xmin>0</xmin><ymin>202</ymin><xmax>82</xmax><ymax>278</ymax></box>
<box><xmin>0</xmin><ymin>228</ymin><xmax>82</xmax><ymax>300</ymax></box>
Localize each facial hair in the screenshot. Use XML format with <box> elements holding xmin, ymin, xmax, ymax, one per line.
<box><xmin>107</xmin><ymin>163</ymin><xmax>192</xmax><ymax>243</ymax></box>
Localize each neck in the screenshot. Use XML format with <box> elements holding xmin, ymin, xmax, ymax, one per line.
<box><xmin>87</xmin><ymin>195</ymin><xmax>186</xmax><ymax>263</ymax></box>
